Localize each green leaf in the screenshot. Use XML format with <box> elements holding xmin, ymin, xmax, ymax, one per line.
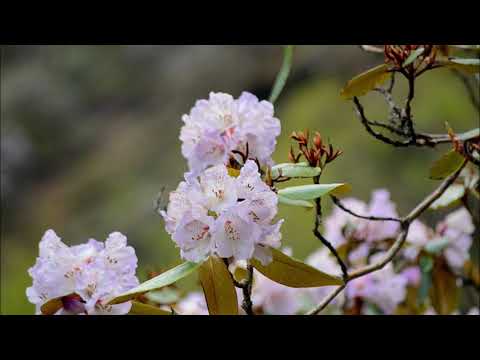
<box><xmin>108</xmin><ymin>261</ymin><xmax>201</xmax><ymax>305</ymax></box>
<box><xmin>198</xmin><ymin>256</ymin><xmax>238</xmax><ymax>315</ymax></box>
<box><xmin>403</xmin><ymin>47</ymin><xmax>425</xmax><ymax>67</ymax></box>
<box><xmin>429</xmin><ymin>150</ymin><xmax>465</xmax><ymax>180</ymax></box>
<box><xmin>429</xmin><ymin>184</ymin><xmax>465</xmax><ymax>210</ymax></box>
<box><xmin>251</xmin><ymin>248</ymin><xmax>343</xmax><ymax>288</ymax></box>
<box><xmin>271</xmin><ymin>162</ymin><xmax>321</xmax><ymax>179</ymax></box>
<box><xmin>424</xmin><ymin>238</ymin><xmax>451</xmax><ymax>255</ymax></box>
<box><xmin>419</xmin><ymin>255</ymin><xmax>434</xmax><ymax>273</ymax></box>
<box><xmin>269</xmin><ymin>45</ymin><xmax>294</xmax><ymax>104</ymax></box>
<box><xmin>144</xmin><ymin>287</ymin><xmax>180</xmax><ymax>305</ymax></box>
<box><xmin>129</xmin><ymin>301</ymin><xmax>171</xmax><ymax>315</ymax></box>
<box><xmin>278</xmin><ymin>194</ymin><xmax>314</xmax><ymax>208</ymax></box>
<box><xmin>438</xmin><ymin>56</ymin><xmax>480</xmax><ymax>74</ymax></box>
<box><xmin>340</xmin><ymin>64</ymin><xmax>391</xmax><ymax>99</ymax></box>
<box><xmin>278</xmin><ymin>183</ymin><xmax>351</xmax><ymax>201</ymax></box>
<box><xmin>417</xmin><ymin>271</ymin><xmax>432</xmax><ymax>306</ymax></box>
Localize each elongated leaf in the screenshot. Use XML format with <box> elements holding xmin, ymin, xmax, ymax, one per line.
<box><xmin>429</xmin><ymin>150</ymin><xmax>465</xmax><ymax>180</ymax></box>
<box><xmin>145</xmin><ymin>287</ymin><xmax>180</xmax><ymax>305</ymax></box>
<box><xmin>129</xmin><ymin>301</ymin><xmax>171</xmax><ymax>315</ymax></box>
<box><xmin>430</xmin><ymin>184</ymin><xmax>465</xmax><ymax>210</ymax></box>
<box><xmin>198</xmin><ymin>256</ymin><xmax>238</xmax><ymax>315</ymax></box>
<box><xmin>340</xmin><ymin>64</ymin><xmax>391</xmax><ymax>99</ymax></box>
<box><xmin>278</xmin><ymin>183</ymin><xmax>350</xmax><ymax>201</ymax></box>
<box><xmin>430</xmin><ymin>261</ymin><xmax>459</xmax><ymax>315</ymax></box>
<box><xmin>417</xmin><ymin>256</ymin><xmax>433</xmax><ymax>306</ymax></box>
<box><xmin>108</xmin><ymin>261</ymin><xmax>201</xmax><ymax>305</ymax></box>
<box><xmin>271</xmin><ymin>162</ymin><xmax>321</xmax><ymax>179</ymax></box>
<box><xmin>251</xmin><ymin>248</ymin><xmax>343</xmax><ymax>288</ymax></box>
<box><xmin>438</xmin><ymin>56</ymin><xmax>480</xmax><ymax>74</ymax></box>
<box><xmin>278</xmin><ymin>194</ymin><xmax>314</xmax><ymax>208</ymax></box>
<box><xmin>269</xmin><ymin>45</ymin><xmax>294</xmax><ymax>104</ymax></box>
<box><xmin>403</xmin><ymin>47</ymin><xmax>425</xmax><ymax>67</ymax></box>
<box><xmin>40</xmin><ymin>297</ymin><xmax>64</xmax><ymax>315</ymax></box>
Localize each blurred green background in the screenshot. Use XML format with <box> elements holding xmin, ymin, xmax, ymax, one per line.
<box><xmin>1</xmin><ymin>45</ymin><xmax>478</xmax><ymax>314</ymax></box>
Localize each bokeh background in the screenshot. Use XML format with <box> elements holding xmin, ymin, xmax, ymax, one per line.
<box><xmin>1</xmin><ymin>45</ymin><xmax>478</xmax><ymax>314</ymax></box>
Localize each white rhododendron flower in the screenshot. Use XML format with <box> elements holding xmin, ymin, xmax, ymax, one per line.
<box><xmin>27</xmin><ymin>230</ymin><xmax>139</xmax><ymax>315</ymax></box>
<box><xmin>305</xmin><ymin>247</ymin><xmax>345</xmax><ymax>309</ymax></box>
<box><xmin>437</xmin><ymin>208</ymin><xmax>474</xmax><ymax>269</ymax></box>
<box><xmin>346</xmin><ymin>253</ymin><xmax>408</xmax><ymax>314</ymax></box>
<box><xmin>404</xmin><ymin>208</ymin><xmax>474</xmax><ymax>269</ymax></box>
<box><xmin>180</xmin><ymin>92</ymin><xmax>281</xmax><ymax>174</ymax></box>
<box><xmin>325</xmin><ymin>189</ymin><xmax>400</xmax><ymax>248</ymax></box>
<box><xmin>161</xmin><ymin>160</ymin><xmax>283</xmax><ymax>264</ymax></box>
<box><xmin>174</xmin><ymin>292</ymin><xmax>209</xmax><ymax>315</ymax></box>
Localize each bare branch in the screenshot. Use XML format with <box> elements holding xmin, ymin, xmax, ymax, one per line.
<box><xmin>330</xmin><ymin>195</ymin><xmax>403</xmax><ymax>223</ymax></box>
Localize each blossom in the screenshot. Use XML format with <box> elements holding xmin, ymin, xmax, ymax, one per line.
<box><xmin>161</xmin><ymin>160</ymin><xmax>283</xmax><ymax>264</ymax></box>
<box><xmin>180</xmin><ymin>92</ymin><xmax>281</xmax><ymax>174</ymax></box>
<box><xmin>346</xmin><ymin>253</ymin><xmax>408</xmax><ymax>314</ymax></box>
<box><xmin>436</xmin><ymin>208</ymin><xmax>474</xmax><ymax>269</ymax></box>
<box><xmin>404</xmin><ymin>208</ymin><xmax>474</xmax><ymax>270</ymax></box>
<box><xmin>174</xmin><ymin>292</ymin><xmax>209</xmax><ymax>315</ymax></box>
<box><xmin>304</xmin><ymin>247</ymin><xmax>345</xmax><ymax>309</ymax></box>
<box><xmin>27</xmin><ymin>230</ymin><xmax>139</xmax><ymax>315</ymax></box>
<box><xmin>325</xmin><ymin>190</ymin><xmax>400</xmax><ymax>246</ymax></box>
<box><xmin>324</xmin><ymin>189</ymin><xmax>400</xmax><ymax>265</ymax></box>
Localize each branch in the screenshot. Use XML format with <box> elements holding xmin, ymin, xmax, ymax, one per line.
<box><xmin>353</xmin><ymin>96</ymin><xmax>479</xmax><ymax>148</ymax></box>
<box><xmin>241</xmin><ymin>264</ymin><xmax>254</xmax><ymax>315</ymax></box>
<box><xmin>313</xmin><ymin>176</ymin><xmax>348</xmax><ymax>280</ymax></box>
<box><xmin>308</xmin><ymin>160</ymin><xmax>467</xmax><ymax>315</ymax></box>
<box><xmin>330</xmin><ymin>195</ymin><xmax>402</xmax><ymax>223</ymax></box>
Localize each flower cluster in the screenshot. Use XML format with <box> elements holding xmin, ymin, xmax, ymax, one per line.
<box><xmin>27</xmin><ymin>230</ymin><xmax>139</xmax><ymax>315</ymax></box>
<box><xmin>404</xmin><ymin>208</ymin><xmax>474</xmax><ymax>270</ymax></box>
<box><xmin>324</xmin><ymin>189</ymin><xmax>400</xmax><ymax>265</ymax></box>
<box><xmin>180</xmin><ymin>92</ymin><xmax>281</xmax><ymax>174</ymax></box>
<box><xmin>161</xmin><ymin>160</ymin><xmax>283</xmax><ymax>264</ymax></box>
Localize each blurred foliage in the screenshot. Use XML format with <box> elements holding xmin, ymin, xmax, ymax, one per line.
<box><xmin>1</xmin><ymin>45</ymin><xmax>478</xmax><ymax>314</ymax></box>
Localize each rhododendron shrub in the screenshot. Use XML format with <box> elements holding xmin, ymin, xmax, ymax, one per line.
<box><xmin>27</xmin><ymin>45</ymin><xmax>479</xmax><ymax>315</ymax></box>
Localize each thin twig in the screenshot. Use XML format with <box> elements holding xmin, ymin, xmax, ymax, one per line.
<box><xmin>330</xmin><ymin>195</ymin><xmax>403</xmax><ymax>223</ymax></box>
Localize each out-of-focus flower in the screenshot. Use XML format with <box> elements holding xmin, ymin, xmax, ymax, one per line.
<box><xmin>161</xmin><ymin>160</ymin><xmax>283</xmax><ymax>264</ymax></box>
<box><xmin>174</xmin><ymin>292</ymin><xmax>209</xmax><ymax>315</ymax></box>
<box><xmin>180</xmin><ymin>92</ymin><xmax>281</xmax><ymax>174</ymax></box>
<box><xmin>27</xmin><ymin>230</ymin><xmax>139</xmax><ymax>315</ymax></box>
<box><xmin>400</xmin><ymin>266</ymin><xmax>421</xmax><ymax>287</ymax></box>
<box><xmin>251</xmin><ymin>248</ymin><xmax>302</xmax><ymax>315</ymax></box>
<box><xmin>346</xmin><ymin>253</ymin><xmax>408</xmax><ymax>314</ymax></box>
<box><xmin>304</xmin><ymin>247</ymin><xmax>345</xmax><ymax>309</ymax></box>
<box><xmin>403</xmin><ymin>220</ymin><xmax>433</xmax><ymax>260</ymax></box>
<box><xmin>324</xmin><ymin>189</ymin><xmax>400</xmax><ymax>265</ymax></box>
<box><xmin>404</xmin><ymin>208</ymin><xmax>474</xmax><ymax>270</ymax></box>
<box><xmin>437</xmin><ymin>208</ymin><xmax>474</xmax><ymax>270</ymax></box>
